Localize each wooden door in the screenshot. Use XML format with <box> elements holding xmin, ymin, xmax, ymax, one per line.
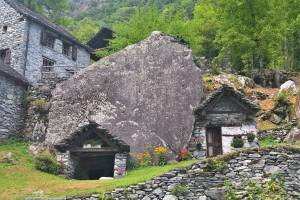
<box><xmin>206</xmin><ymin>127</ymin><xmax>223</xmax><ymax>157</ymax></box>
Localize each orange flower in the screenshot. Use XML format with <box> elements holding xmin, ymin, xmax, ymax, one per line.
<box><xmin>154</xmin><ymin>146</ymin><xmax>168</xmax><ymax>155</ymax></box>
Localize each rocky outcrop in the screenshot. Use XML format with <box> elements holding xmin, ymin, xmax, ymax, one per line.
<box><xmin>46</xmin><ymin>32</ymin><xmax>203</xmax><ymax>154</ymax></box>
<box><xmin>106</xmin><ymin>147</ymin><xmax>300</xmax><ymax>200</ymax></box>
<box><xmin>280</xmin><ymin>80</ymin><xmax>298</xmax><ymax>95</ymax></box>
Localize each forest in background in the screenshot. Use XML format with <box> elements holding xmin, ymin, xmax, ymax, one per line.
<box><xmin>16</xmin><ymin>0</ymin><xmax>300</xmax><ymax>73</ymax></box>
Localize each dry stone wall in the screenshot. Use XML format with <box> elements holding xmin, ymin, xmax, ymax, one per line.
<box><xmin>257</xmin><ymin>123</ymin><xmax>294</xmax><ymax>143</ymax></box>
<box><xmin>0</xmin><ymin>74</ymin><xmax>26</xmax><ymax>139</ymax></box>
<box><xmin>106</xmin><ymin>147</ymin><xmax>300</xmax><ymax>200</ymax></box>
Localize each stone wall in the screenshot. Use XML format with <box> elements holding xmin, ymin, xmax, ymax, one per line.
<box><xmin>106</xmin><ymin>147</ymin><xmax>300</xmax><ymax>200</ymax></box>
<box><xmin>114</xmin><ymin>153</ymin><xmax>128</xmax><ymax>178</ymax></box>
<box><xmin>22</xmin><ymin>84</ymin><xmax>53</xmax><ymax>142</ymax></box>
<box><xmin>190</xmin><ymin>124</ymin><xmax>258</xmax><ymax>158</ymax></box>
<box><xmin>0</xmin><ymin>74</ymin><xmax>26</xmax><ymax>139</ymax></box>
<box><xmin>56</xmin><ymin>151</ymin><xmax>75</xmax><ymax>178</ymax></box>
<box><xmin>0</xmin><ymin>0</ymin><xmax>28</xmax><ymax>75</ymax></box>
<box><xmin>25</xmin><ymin>22</ymin><xmax>90</xmax><ymax>84</ymax></box>
<box><xmin>257</xmin><ymin>123</ymin><xmax>294</xmax><ymax>143</ymax></box>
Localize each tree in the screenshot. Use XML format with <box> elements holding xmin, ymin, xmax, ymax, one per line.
<box><xmin>98</xmin><ymin>5</ymin><xmax>190</xmax><ymax>56</ymax></box>
<box><xmin>18</xmin><ymin>0</ymin><xmax>70</xmax><ymax>23</ymax></box>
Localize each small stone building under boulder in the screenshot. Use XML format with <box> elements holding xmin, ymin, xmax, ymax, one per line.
<box><xmin>189</xmin><ymin>86</ymin><xmax>260</xmax><ymax>158</ymax></box>
<box><xmin>45</xmin><ymin>32</ymin><xmax>203</xmax><ymax>179</ymax></box>
<box><xmin>55</xmin><ymin>123</ymin><xmax>129</xmax><ymax>179</ymax></box>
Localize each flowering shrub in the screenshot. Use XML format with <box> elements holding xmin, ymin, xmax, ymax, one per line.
<box><xmin>178</xmin><ymin>147</ymin><xmax>192</xmax><ymax>161</ymax></box>
<box><xmin>136</xmin><ymin>152</ymin><xmax>152</xmax><ymax>167</ymax></box>
<box><xmin>154</xmin><ymin>146</ymin><xmax>168</xmax><ymax>166</ymax></box>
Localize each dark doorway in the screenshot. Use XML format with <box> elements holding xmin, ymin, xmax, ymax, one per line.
<box><xmin>72</xmin><ymin>154</ymin><xmax>115</xmax><ymax>180</ymax></box>
<box><xmin>206</xmin><ymin>127</ymin><xmax>223</xmax><ymax>157</ymax></box>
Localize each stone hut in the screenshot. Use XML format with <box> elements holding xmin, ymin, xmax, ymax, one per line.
<box><xmin>0</xmin><ymin>65</ymin><xmax>28</xmax><ymax>139</ymax></box>
<box><xmin>45</xmin><ymin>32</ymin><xmax>203</xmax><ymax>178</ymax></box>
<box><xmin>189</xmin><ymin>86</ymin><xmax>260</xmax><ymax>158</ymax></box>
<box><xmin>55</xmin><ymin>122</ymin><xmax>129</xmax><ymax>179</ymax></box>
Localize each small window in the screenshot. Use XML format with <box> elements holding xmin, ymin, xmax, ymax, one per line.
<box><xmin>62</xmin><ymin>42</ymin><xmax>71</xmax><ymax>56</ymax></box>
<box><xmin>41</xmin><ymin>31</ymin><xmax>55</xmax><ymax>49</ymax></box>
<box><xmin>2</xmin><ymin>26</ymin><xmax>8</xmax><ymax>33</ymax></box>
<box><xmin>42</xmin><ymin>57</ymin><xmax>56</xmax><ymax>67</ymax></box>
<box><xmin>0</xmin><ymin>49</ymin><xmax>11</xmax><ymax>66</ymax></box>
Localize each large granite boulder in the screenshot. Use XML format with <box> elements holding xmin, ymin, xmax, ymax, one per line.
<box><xmin>46</xmin><ymin>32</ymin><xmax>203</xmax><ymax>154</ymax></box>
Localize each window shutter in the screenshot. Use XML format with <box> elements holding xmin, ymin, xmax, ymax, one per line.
<box><xmin>72</xmin><ymin>46</ymin><xmax>77</xmax><ymax>61</ymax></box>
<box><xmin>41</xmin><ymin>31</ymin><xmax>46</xmax><ymax>46</ymax></box>
<box><xmin>5</xmin><ymin>49</ymin><xmax>11</xmax><ymax>65</ymax></box>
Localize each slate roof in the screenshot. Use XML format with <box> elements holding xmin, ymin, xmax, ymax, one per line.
<box><xmin>194</xmin><ymin>85</ymin><xmax>260</xmax><ymax>115</ymax></box>
<box><xmin>4</xmin><ymin>0</ymin><xmax>92</xmax><ymax>52</ymax></box>
<box><xmin>54</xmin><ymin>122</ymin><xmax>130</xmax><ymax>152</ymax></box>
<box><xmin>0</xmin><ymin>65</ymin><xmax>29</xmax><ymax>85</ymax></box>
<box><xmin>87</xmin><ymin>27</ymin><xmax>113</xmax><ymax>50</ymax></box>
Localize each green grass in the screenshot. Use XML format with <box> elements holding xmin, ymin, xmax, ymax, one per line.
<box><xmin>259</xmin><ymin>137</ymin><xmax>280</xmax><ymax>147</ymax></box>
<box><xmin>0</xmin><ymin>141</ymin><xmax>197</xmax><ymax>200</ymax></box>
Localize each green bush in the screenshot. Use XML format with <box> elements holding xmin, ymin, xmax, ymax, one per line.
<box><xmin>126</xmin><ymin>155</ymin><xmax>140</xmax><ymax>170</ymax></box>
<box><xmin>32</xmin><ymin>98</ymin><xmax>49</xmax><ymax>115</ymax></box>
<box><xmin>171</xmin><ymin>184</ymin><xmax>188</xmax><ymax>197</ymax></box>
<box><xmin>259</xmin><ymin>137</ymin><xmax>279</xmax><ymax>147</ymax></box>
<box><xmin>204</xmin><ymin>158</ymin><xmax>226</xmax><ymax>172</ymax></box>
<box><xmin>231</xmin><ymin>136</ymin><xmax>244</xmax><ymax>148</ymax></box>
<box><xmin>34</xmin><ymin>151</ymin><xmax>61</xmax><ymax>175</ymax></box>
<box><xmin>247</xmin><ymin>133</ymin><xmax>256</xmax><ymax>143</ymax></box>
<box><xmin>225</xmin><ymin>181</ymin><xmax>239</xmax><ymax>200</ymax></box>
<box><xmin>183</xmin><ymin>151</ymin><xmax>193</xmax><ymax>161</ymax></box>
<box><xmin>276</xmin><ymin>90</ymin><xmax>289</xmax><ymax>104</ymax></box>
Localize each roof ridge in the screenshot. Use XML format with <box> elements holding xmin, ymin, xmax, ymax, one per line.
<box><xmin>0</xmin><ymin>65</ymin><xmax>29</xmax><ymax>85</ymax></box>
<box><xmin>194</xmin><ymin>85</ymin><xmax>259</xmax><ymax>115</ymax></box>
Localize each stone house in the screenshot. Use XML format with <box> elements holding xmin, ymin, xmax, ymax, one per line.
<box><xmin>0</xmin><ymin>0</ymin><xmax>91</xmax><ymax>84</ymax></box>
<box><xmin>189</xmin><ymin>86</ymin><xmax>260</xmax><ymax>158</ymax></box>
<box><xmin>0</xmin><ymin>65</ymin><xmax>28</xmax><ymax>138</ymax></box>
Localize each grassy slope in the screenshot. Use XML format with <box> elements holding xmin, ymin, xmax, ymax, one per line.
<box><xmin>0</xmin><ymin>141</ymin><xmax>196</xmax><ymax>200</ymax></box>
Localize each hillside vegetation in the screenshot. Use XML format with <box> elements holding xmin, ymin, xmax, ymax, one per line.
<box><xmin>16</xmin><ymin>0</ymin><xmax>300</xmax><ymax>73</ymax></box>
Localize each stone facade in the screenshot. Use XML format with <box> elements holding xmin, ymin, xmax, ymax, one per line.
<box><xmin>0</xmin><ymin>73</ymin><xmax>27</xmax><ymax>139</ymax></box>
<box><xmin>56</xmin><ymin>151</ymin><xmax>75</xmax><ymax>178</ymax></box>
<box><xmin>0</xmin><ymin>0</ymin><xmax>28</xmax><ymax>75</ymax></box>
<box><xmin>0</xmin><ymin>0</ymin><xmax>91</xmax><ymax>84</ymax></box>
<box><xmin>114</xmin><ymin>153</ymin><xmax>128</xmax><ymax>178</ymax></box>
<box><xmin>46</xmin><ymin>32</ymin><xmax>203</xmax><ymax>156</ymax></box>
<box><xmin>106</xmin><ymin>147</ymin><xmax>300</xmax><ymax>200</ymax></box>
<box><xmin>25</xmin><ymin>22</ymin><xmax>90</xmax><ymax>83</ymax></box>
